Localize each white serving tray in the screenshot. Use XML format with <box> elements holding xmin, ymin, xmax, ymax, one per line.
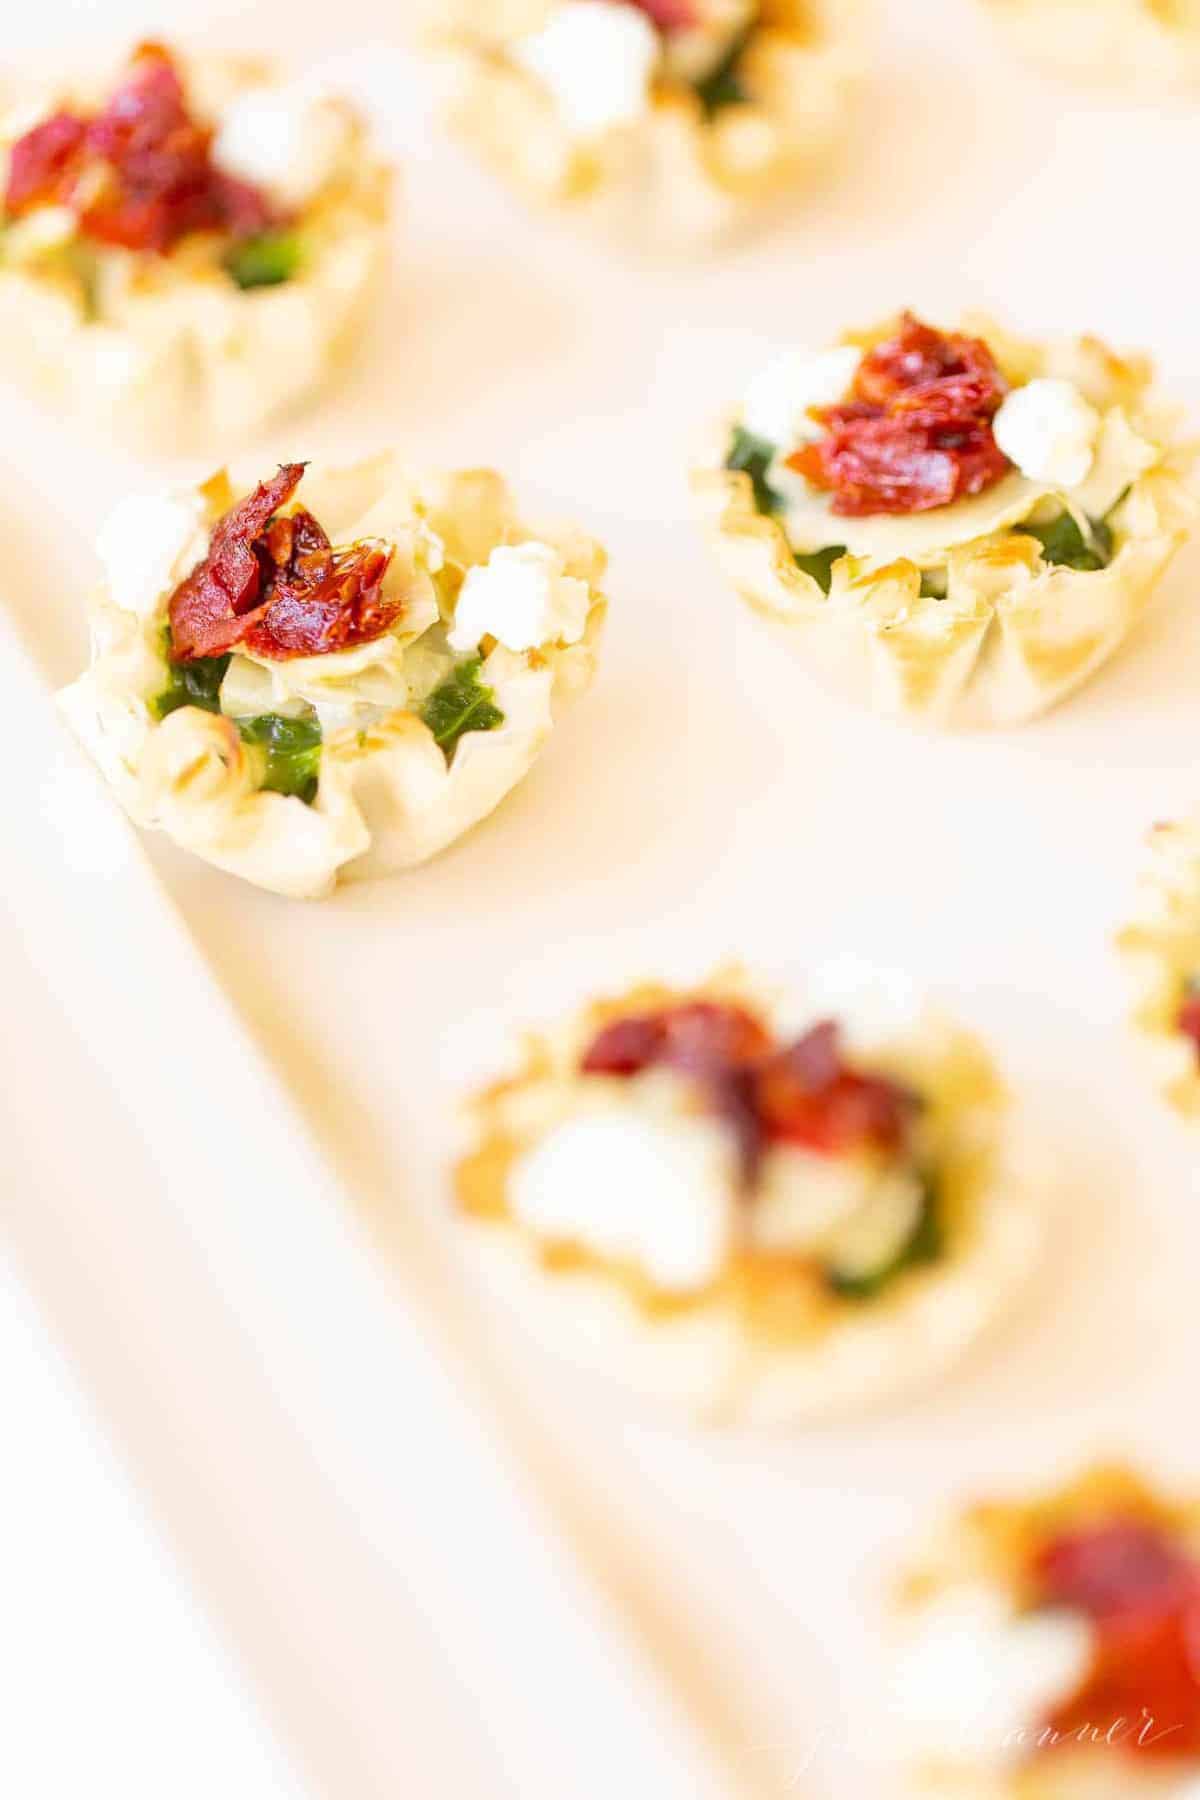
<box><xmin>6</xmin><ymin>2</ymin><xmax>1200</xmax><ymax>1793</ymax></box>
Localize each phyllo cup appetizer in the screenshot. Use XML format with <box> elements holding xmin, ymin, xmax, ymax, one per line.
<box><xmin>982</xmin><ymin>0</ymin><xmax>1200</xmax><ymax>94</ymax></box>
<box><xmin>455</xmin><ymin>968</ymin><xmax>1042</xmax><ymax>1423</ymax></box>
<box><xmin>0</xmin><ymin>42</ymin><xmax>391</xmax><ymax>444</ymax></box>
<box><xmin>695</xmin><ymin>312</ymin><xmax>1197</xmax><ymax>727</ymax></box>
<box><xmin>894</xmin><ymin>1465</ymin><xmax>1200</xmax><ymax>1796</ymax></box>
<box><xmin>58</xmin><ymin>457</ymin><xmax>607</xmax><ymax>898</ymax></box>
<box><xmin>1118</xmin><ymin>814</ymin><xmax>1200</xmax><ymax>1119</ymax></box>
<box><xmin>428</xmin><ymin>1</ymin><xmax>860</xmax><ymax>247</ymax></box>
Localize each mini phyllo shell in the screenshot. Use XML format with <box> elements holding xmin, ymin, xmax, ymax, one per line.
<box><xmin>455</xmin><ymin>967</ymin><xmax>1041</xmax><ymax>1424</ymax></box>
<box><xmin>982</xmin><ymin>0</ymin><xmax>1200</xmax><ymax>95</ymax></box>
<box><xmin>893</xmin><ymin>1465</ymin><xmax>1200</xmax><ymax>1796</ymax></box>
<box><xmin>426</xmin><ymin>1</ymin><xmax>860</xmax><ymax>248</ymax></box>
<box><xmin>1118</xmin><ymin>813</ymin><xmax>1200</xmax><ymax>1119</ymax></box>
<box><xmin>695</xmin><ymin>312</ymin><xmax>1198</xmax><ymax>728</ymax></box>
<box><xmin>58</xmin><ymin>455</ymin><xmax>606</xmax><ymax>899</ymax></box>
<box><xmin>0</xmin><ymin>42</ymin><xmax>391</xmax><ymax>445</ymax></box>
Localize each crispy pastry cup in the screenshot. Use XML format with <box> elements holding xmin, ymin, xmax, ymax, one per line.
<box><xmin>694</xmin><ymin>319</ymin><xmax>1199</xmax><ymax>728</ymax></box>
<box><xmin>426</xmin><ymin>1</ymin><xmax>862</xmax><ymax>250</ymax></box>
<box><xmin>0</xmin><ymin>55</ymin><xmax>393</xmax><ymax>448</ymax></box>
<box><xmin>982</xmin><ymin>0</ymin><xmax>1200</xmax><ymax>95</ymax></box>
<box><xmin>57</xmin><ymin>456</ymin><xmax>607</xmax><ymax>900</ymax></box>
<box><xmin>894</xmin><ymin>1465</ymin><xmax>1200</xmax><ymax>1798</ymax></box>
<box><xmin>1117</xmin><ymin>812</ymin><xmax>1200</xmax><ymax>1118</ymax></box>
<box><xmin>454</xmin><ymin>968</ymin><xmax>1043</xmax><ymax>1426</ymax></box>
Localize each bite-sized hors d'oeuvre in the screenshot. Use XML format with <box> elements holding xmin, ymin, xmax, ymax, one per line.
<box><xmin>427</xmin><ymin>1</ymin><xmax>860</xmax><ymax>247</ymax></box>
<box><xmin>0</xmin><ymin>42</ymin><xmax>391</xmax><ymax>443</ymax></box>
<box><xmin>455</xmin><ymin>966</ymin><xmax>1042</xmax><ymax>1423</ymax></box>
<box><xmin>894</xmin><ymin>1465</ymin><xmax>1200</xmax><ymax>1797</ymax></box>
<box><xmin>982</xmin><ymin>0</ymin><xmax>1200</xmax><ymax>94</ymax></box>
<box><xmin>1118</xmin><ymin>814</ymin><xmax>1200</xmax><ymax>1119</ymax></box>
<box><xmin>58</xmin><ymin>456</ymin><xmax>606</xmax><ymax>898</ymax></box>
<box><xmin>695</xmin><ymin>312</ymin><xmax>1197</xmax><ymax>727</ymax></box>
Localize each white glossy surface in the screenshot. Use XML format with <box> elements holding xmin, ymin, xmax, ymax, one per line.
<box><xmin>5</xmin><ymin>0</ymin><xmax>1200</xmax><ymax>1795</ymax></box>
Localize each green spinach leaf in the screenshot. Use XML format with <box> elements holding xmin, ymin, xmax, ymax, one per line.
<box><xmin>693</xmin><ymin>25</ymin><xmax>753</xmax><ymax>117</ymax></box>
<box><xmin>420</xmin><ymin>657</ymin><xmax>505</xmax><ymax>760</ymax></box>
<box><xmin>223</xmin><ymin>230</ymin><xmax>305</xmax><ymax>291</ymax></box>
<box><xmin>151</xmin><ymin>652</ymin><xmax>232</xmax><ymax>720</ymax></box>
<box><xmin>1016</xmin><ymin>510</ymin><xmax>1113</xmax><ymax>572</ymax></box>
<box><xmin>237</xmin><ymin>713</ymin><xmax>323</xmax><ymax>804</ymax></box>
<box><xmin>794</xmin><ymin>545</ymin><xmax>846</xmax><ymax>593</ymax></box>
<box><xmin>826</xmin><ymin>1179</ymin><xmax>943</xmax><ymax>1302</ymax></box>
<box><xmin>726</xmin><ymin>425</ymin><xmax>783</xmax><ymax>516</ymax></box>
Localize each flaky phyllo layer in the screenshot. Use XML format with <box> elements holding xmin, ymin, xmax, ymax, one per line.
<box><xmin>0</xmin><ymin>45</ymin><xmax>392</xmax><ymax>444</ymax></box>
<box><xmin>1118</xmin><ymin>814</ymin><xmax>1200</xmax><ymax>1118</ymax></box>
<box><xmin>895</xmin><ymin>1466</ymin><xmax>1200</xmax><ymax>1797</ymax></box>
<box><xmin>428</xmin><ymin>0</ymin><xmax>860</xmax><ymax>243</ymax></box>
<box><xmin>58</xmin><ymin>456</ymin><xmax>607</xmax><ymax>898</ymax></box>
<box><xmin>696</xmin><ymin>315</ymin><xmax>1199</xmax><ymax>727</ymax></box>
<box><xmin>983</xmin><ymin>0</ymin><xmax>1200</xmax><ymax>93</ymax></box>
<box><xmin>455</xmin><ymin>968</ymin><xmax>1042</xmax><ymax>1421</ymax></box>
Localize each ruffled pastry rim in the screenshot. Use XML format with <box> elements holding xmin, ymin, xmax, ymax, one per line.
<box><xmin>1117</xmin><ymin>811</ymin><xmax>1200</xmax><ymax>1118</ymax></box>
<box><xmin>428</xmin><ymin>1</ymin><xmax>862</xmax><ymax>244</ymax></box>
<box><xmin>453</xmin><ymin>969</ymin><xmax>1044</xmax><ymax>1425</ymax></box>
<box><xmin>695</xmin><ymin>321</ymin><xmax>1199</xmax><ymax>729</ymax></box>
<box><xmin>0</xmin><ymin>54</ymin><xmax>393</xmax><ymax>446</ymax></box>
<box><xmin>893</xmin><ymin>1464</ymin><xmax>1200</xmax><ymax>1795</ymax></box>
<box><xmin>57</xmin><ymin>458</ymin><xmax>608</xmax><ymax>900</ymax></box>
<box><xmin>982</xmin><ymin>0</ymin><xmax>1200</xmax><ymax>94</ymax></box>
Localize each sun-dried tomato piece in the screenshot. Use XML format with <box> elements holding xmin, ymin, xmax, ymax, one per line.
<box><xmin>4</xmin><ymin>110</ymin><xmax>88</xmax><ymax>214</ymax></box>
<box><xmin>1036</xmin><ymin>1522</ymin><xmax>1198</xmax><ymax>1627</ymax></box>
<box><xmin>243</xmin><ymin>536</ymin><xmax>397</xmax><ymax>660</ymax></box>
<box><xmin>1033</xmin><ymin>1521</ymin><xmax>1200</xmax><ymax>1762</ymax></box>
<box><xmin>754</xmin><ymin>1020</ymin><xmax>920</xmax><ymax>1156</ymax></box>
<box><xmin>626</xmin><ymin>0</ymin><xmax>697</xmax><ymax>28</ymax></box>
<box><xmin>4</xmin><ymin>42</ymin><xmax>275</xmax><ymax>255</ymax></box>
<box><xmin>1178</xmin><ymin>991</ymin><xmax>1200</xmax><ymax>1064</ymax></box>
<box><xmin>169</xmin><ymin>465</ymin><xmax>305</xmax><ymax>661</ymax></box>
<box><xmin>789</xmin><ymin>312</ymin><xmax>1011</xmax><ymax>518</ymax></box>
<box><xmin>167</xmin><ymin>467</ymin><xmax>400</xmax><ymax>665</ymax></box>
<box><xmin>581</xmin><ymin>1001</ymin><xmax>773</xmax><ymax>1077</ymax></box>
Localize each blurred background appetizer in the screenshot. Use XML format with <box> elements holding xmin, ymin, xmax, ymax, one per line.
<box><xmin>894</xmin><ymin>1464</ymin><xmax>1200</xmax><ymax>1796</ymax></box>
<box><xmin>695</xmin><ymin>311</ymin><xmax>1198</xmax><ymax>727</ymax></box>
<box><xmin>982</xmin><ymin>0</ymin><xmax>1200</xmax><ymax>94</ymax></box>
<box><xmin>455</xmin><ymin>965</ymin><xmax>1041</xmax><ymax>1423</ymax></box>
<box><xmin>0</xmin><ymin>42</ymin><xmax>391</xmax><ymax>445</ymax></box>
<box><xmin>426</xmin><ymin>0</ymin><xmax>860</xmax><ymax>248</ymax></box>
<box><xmin>1119</xmin><ymin>814</ymin><xmax>1200</xmax><ymax>1119</ymax></box>
<box><xmin>58</xmin><ymin>455</ymin><xmax>606</xmax><ymax>898</ymax></box>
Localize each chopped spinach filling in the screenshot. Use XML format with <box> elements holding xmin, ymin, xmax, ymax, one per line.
<box><xmin>152</xmin><ymin>647</ymin><xmax>323</xmax><ymax>805</ymax></box>
<box><xmin>1014</xmin><ymin>509</ymin><xmax>1114</xmax><ymax>572</ymax></box>
<box><xmin>825</xmin><ymin>1177</ymin><xmax>943</xmax><ymax>1302</ymax></box>
<box><xmin>726</xmin><ymin>424</ymin><xmax>784</xmax><ymax>516</ymax></box>
<box><xmin>693</xmin><ymin>24</ymin><xmax>755</xmax><ymax>117</ymax></box>
<box><xmin>420</xmin><ymin>656</ymin><xmax>505</xmax><ymax>760</ymax></box>
<box><xmin>794</xmin><ymin>545</ymin><xmax>845</xmax><ymax>593</ymax></box>
<box><xmin>151</xmin><ymin>650</ymin><xmax>231</xmax><ymax>719</ymax></box>
<box><xmin>223</xmin><ymin>229</ymin><xmax>306</xmax><ymax>291</ymax></box>
<box><xmin>237</xmin><ymin>713</ymin><xmax>323</xmax><ymax>803</ymax></box>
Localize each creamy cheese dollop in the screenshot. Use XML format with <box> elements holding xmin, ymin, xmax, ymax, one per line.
<box><xmin>213</xmin><ymin>86</ymin><xmax>352</xmax><ymax>210</ymax></box>
<box><xmin>448</xmin><ymin>541</ymin><xmax>591</xmax><ymax>654</ymax></box>
<box><xmin>992</xmin><ymin>377</ymin><xmax>1101</xmax><ymax>489</ymax></box>
<box><xmin>741</xmin><ymin>345</ymin><xmax>863</xmax><ymax>451</ymax></box>
<box><xmin>513</xmin><ymin>1</ymin><xmax>660</xmax><ymax>138</ymax></box>
<box><xmin>508</xmin><ymin>1074</ymin><xmax>740</xmax><ymax>1293</ymax></box>
<box><xmin>894</xmin><ymin>1585</ymin><xmax>1092</xmax><ymax>1767</ymax></box>
<box><xmin>96</xmin><ymin>493</ymin><xmax>210</xmax><ymax>621</ymax></box>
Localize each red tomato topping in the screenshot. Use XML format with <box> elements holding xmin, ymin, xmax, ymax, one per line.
<box><xmin>167</xmin><ymin>465</ymin><xmax>399</xmax><ymax>664</ymax></box>
<box><xmin>788</xmin><ymin>312</ymin><xmax>1011</xmax><ymax>518</ymax></box>
<box><xmin>1178</xmin><ymin>991</ymin><xmax>1200</xmax><ymax>1064</ymax></box>
<box><xmin>1033</xmin><ymin>1522</ymin><xmax>1200</xmax><ymax>1761</ymax></box>
<box><xmin>625</xmin><ymin>0</ymin><xmax>697</xmax><ymax>28</ymax></box>
<box><xmin>582</xmin><ymin>1001</ymin><xmax>772</xmax><ymax>1077</ymax></box>
<box><xmin>580</xmin><ymin>1006</ymin><xmax>919</xmax><ymax>1173</ymax></box>
<box><xmin>754</xmin><ymin>1020</ymin><xmax>919</xmax><ymax>1155</ymax></box>
<box><xmin>4</xmin><ymin>42</ymin><xmax>274</xmax><ymax>255</ymax></box>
